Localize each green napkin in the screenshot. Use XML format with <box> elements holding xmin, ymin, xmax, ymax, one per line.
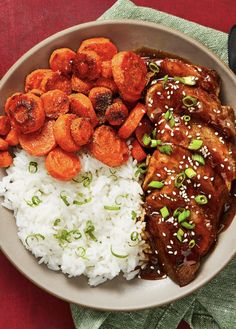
<box><xmin>71</xmin><ymin>1</ymin><xmax>236</xmax><ymax>328</ymax></box>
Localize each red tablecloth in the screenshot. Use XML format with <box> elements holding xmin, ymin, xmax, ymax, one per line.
<box><xmin>0</xmin><ymin>1</ymin><xmax>233</xmax><ymax>328</ymax></box>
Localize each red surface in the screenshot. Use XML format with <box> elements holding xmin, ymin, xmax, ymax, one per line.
<box><xmin>0</xmin><ymin>1</ymin><xmax>233</xmax><ymax>328</ymax></box>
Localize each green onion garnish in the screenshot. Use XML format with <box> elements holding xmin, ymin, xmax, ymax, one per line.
<box><xmin>148</xmin><ymin>62</ymin><xmax>160</xmax><ymax>74</ymax></box>
<box><xmin>188</xmin><ymin>139</ymin><xmax>203</xmax><ymax>150</ymax></box>
<box><xmin>69</xmin><ymin>229</ymin><xmax>82</xmax><ymax>240</ymax></box>
<box><xmin>164</xmin><ymin>110</ymin><xmax>171</xmax><ymax>120</ymax></box>
<box><xmin>110</xmin><ymin>246</ymin><xmax>128</xmax><ymax>258</ymax></box>
<box><xmin>189</xmin><ymin>239</ymin><xmax>196</xmax><ymax>248</ymax></box>
<box><xmin>131</xmin><ymin>210</ymin><xmax>137</xmax><ymax>220</ymax></box>
<box><xmin>173</xmin><ymin>76</ymin><xmax>196</xmax><ymax>86</ymax></box>
<box><xmin>173</xmin><ymin>207</ymin><xmax>185</xmax><ymax>218</ymax></box>
<box><xmin>142</xmin><ymin>133</ymin><xmax>151</xmax><ymax>146</ymax></box>
<box><xmin>26</xmin><ymin>196</ymin><xmax>42</xmax><ymax>207</ymax></box>
<box><xmin>185</xmin><ymin>168</ymin><xmax>197</xmax><ymax>179</ymax></box>
<box><xmin>178</xmin><ymin>210</ymin><xmax>191</xmax><ymax>223</ymax></box>
<box><xmin>148</xmin><ymin>180</ymin><xmax>164</xmax><ymax>189</ymax></box>
<box><xmin>183</xmin><ymin>115</ymin><xmax>191</xmax><ymax>122</ymax></box>
<box><xmin>73</xmin><ymin>193</ymin><xmax>92</xmax><ymax>206</ymax></box>
<box><xmin>28</xmin><ymin>161</ymin><xmax>38</xmax><ymax>173</ymax></box>
<box><xmin>25</xmin><ymin>233</ymin><xmax>45</xmax><ymax>246</ymax></box>
<box><xmin>160</xmin><ymin>206</ymin><xmax>169</xmax><ymax>219</ymax></box>
<box><xmin>53</xmin><ymin>229</ymin><xmax>73</xmax><ymax>245</ymax></box>
<box><xmin>84</xmin><ymin>220</ymin><xmax>97</xmax><ymax>242</ymax></box>
<box><xmin>83</xmin><ymin>171</ymin><xmax>93</xmax><ymax>187</ymax></box>
<box><xmin>192</xmin><ymin>154</ymin><xmax>205</xmax><ymax>165</ymax></box>
<box><xmin>162</xmin><ymin>75</ymin><xmax>169</xmax><ymax>86</ymax></box>
<box><xmin>104</xmin><ymin>205</ymin><xmax>121</xmax><ymax>211</ymax></box>
<box><xmin>181</xmin><ymin>221</ymin><xmax>195</xmax><ymax>229</ymax></box>
<box><xmin>182</xmin><ymin>95</ymin><xmax>198</xmax><ymax>107</ymax></box>
<box><xmin>150</xmin><ymin>139</ymin><xmax>162</xmax><ymax>147</ymax></box>
<box><xmin>134</xmin><ymin>162</ymin><xmax>147</xmax><ymax>176</ymax></box>
<box><xmin>169</xmin><ymin>116</ymin><xmax>175</xmax><ymax>128</ymax></box>
<box><xmin>60</xmin><ymin>192</ymin><xmax>70</xmax><ymax>206</ymax></box>
<box><xmin>176</xmin><ymin>228</ymin><xmax>184</xmax><ymax>242</ymax></box>
<box><xmin>175</xmin><ymin>172</ymin><xmax>186</xmax><ymax>188</ymax></box>
<box><xmin>53</xmin><ymin>218</ymin><xmax>61</xmax><ymax>227</ymax></box>
<box><xmin>195</xmin><ymin>194</ymin><xmax>208</xmax><ymax>205</ymax></box>
<box><xmin>115</xmin><ymin>194</ymin><xmax>128</xmax><ymax>205</ymax></box>
<box><xmin>76</xmin><ymin>246</ymin><xmax>87</xmax><ymax>259</ymax></box>
<box><xmin>158</xmin><ymin>144</ymin><xmax>173</xmax><ymax>155</ymax></box>
<box><xmin>130</xmin><ymin>231</ymin><xmax>139</xmax><ymax>241</ymax></box>
<box><xmin>152</xmin><ymin>128</ymin><xmax>157</xmax><ymax>138</ymax></box>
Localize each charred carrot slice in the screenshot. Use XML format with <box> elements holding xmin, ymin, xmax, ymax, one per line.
<box><xmin>89</xmin><ymin>125</ymin><xmax>129</xmax><ymax>167</ymax></box>
<box><xmin>94</xmin><ymin>77</ymin><xmax>118</xmax><ymax>94</ymax></box>
<box><xmin>6</xmin><ymin>93</ymin><xmax>45</xmax><ymax>134</ymax></box>
<box><xmin>71</xmin><ymin>74</ymin><xmax>93</xmax><ymax>94</ymax></box>
<box><xmin>105</xmin><ymin>102</ymin><xmax>128</xmax><ymax>126</ymax></box>
<box><xmin>69</xmin><ymin>93</ymin><xmax>98</xmax><ymax>127</ymax></box>
<box><xmin>131</xmin><ymin>139</ymin><xmax>147</xmax><ymax>162</ymax></box>
<box><xmin>19</xmin><ymin>120</ymin><xmax>57</xmax><ymax>156</ymax></box>
<box><xmin>0</xmin><ymin>137</ymin><xmax>9</xmax><ymax>151</ymax></box>
<box><xmin>40</xmin><ymin>71</ymin><xmax>72</xmax><ymax>95</ymax></box>
<box><xmin>73</xmin><ymin>51</ymin><xmax>102</xmax><ymax>81</ymax></box>
<box><xmin>0</xmin><ymin>151</ymin><xmax>13</xmax><ymax>167</ymax></box>
<box><xmin>25</xmin><ymin>69</ymin><xmax>52</xmax><ymax>92</ymax></box>
<box><xmin>101</xmin><ymin>60</ymin><xmax>112</xmax><ymax>78</ymax></box>
<box><xmin>88</xmin><ymin>87</ymin><xmax>113</xmax><ymax>123</ymax></box>
<box><xmin>49</xmin><ymin>48</ymin><xmax>76</xmax><ymax>74</ymax></box>
<box><xmin>45</xmin><ymin>147</ymin><xmax>81</xmax><ymax>181</ymax></box>
<box><xmin>41</xmin><ymin>89</ymin><xmax>69</xmax><ymax>119</ymax></box>
<box><xmin>118</xmin><ymin>103</ymin><xmax>147</xmax><ymax>139</ymax></box>
<box><xmin>70</xmin><ymin>117</ymin><xmax>94</xmax><ymax>146</ymax></box>
<box><xmin>135</xmin><ymin>117</ymin><xmax>153</xmax><ymax>147</ymax></box>
<box><xmin>53</xmin><ymin>114</ymin><xmax>80</xmax><ymax>152</ymax></box>
<box><xmin>0</xmin><ymin>115</ymin><xmax>11</xmax><ymax>136</ymax></box>
<box><xmin>112</xmin><ymin>51</ymin><xmax>147</xmax><ymax>102</ymax></box>
<box><xmin>78</xmin><ymin>37</ymin><xmax>118</xmax><ymax>61</ymax></box>
<box><xmin>5</xmin><ymin>127</ymin><xmax>19</xmax><ymax>146</ymax></box>
<box><xmin>4</xmin><ymin>93</ymin><xmax>22</xmax><ymax>115</ymax></box>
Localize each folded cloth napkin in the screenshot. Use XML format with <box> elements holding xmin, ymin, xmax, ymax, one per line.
<box><xmin>71</xmin><ymin>1</ymin><xmax>236</xmax><ymax>328</ymax></box>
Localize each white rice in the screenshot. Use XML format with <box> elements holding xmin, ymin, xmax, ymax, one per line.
<box><xmin>0</xmin><ymin>149</ymin><xmax>147</xmax><ymax>286</ymax></box>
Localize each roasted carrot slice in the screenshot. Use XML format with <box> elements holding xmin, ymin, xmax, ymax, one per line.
<box><xmin>45</xmin><ymin>147</ymin><xmax>81</xmax><ymax>181</ymax></box>
<box><xmin>25</xmin><ymin>69</ymin><xmax>52</xmax><ymax>92</ymax></box>
<box><xmin>41</xmin><ymin>89</ymin><xmax>69</xmax><ymax>119</ymax></box>
<box><xmin>4</xmin><ymin>93</ymin><xmax>22</xmax><ymax>115</ymax></box>
<box><xmin>0</xmin><ymin>151</ymin><xmax>13</xmax><ymax>167</ymax></box>
<box><xmin>19</xmin><ymin>120</ymin><xmax>56</xmax><ymax>156</ymax></box>
<box><xmin>118</xmin><ymin>103</ymin><xmax>147</xmax><ymax>139</ymax></box>
<box><xmin>0</xmin><ymin>115</ymin><xmax>11</xmax><ymax>136</ymax></box>
<box><xmin>112</xmin><ymin>51</ymin><xmax>147</xmax><ymax>102</ymax></box>
<box><xmin>70</xmin><ymin>117</ymin><xmax>94</xmax><ymax>146</ymax></box>
<box><xmin>0</xmin><ymin>138</ymin><xmax>9</xmax><ymax>151</ymax></box>
<box><xmin>88</xmin><ymin>87</ymin><xmax>113</xmax><ymax>123</ymax></box>
<box><xmin>101</xmin><ymin>60</ymin><xmax>112</xmax><ymax>78</ymax></box>
<box><xmin>40</xmin><ymin>71</ymin><xmax>72</xmax><ymax>95</ymax></box>
<box><xmin>5</xmin><ymin>127</ymin><xmax>19</xmax><ymax>146</ymax></box>
<box><xmin>105</xmin><ymin>102</ymin><xmax>128</xmax><ymax>126</ymax></box>
<box><xmin>71</xmin><ymin>74</ymin><xmax>93</xmax><ymax>94</ymax></box>
<box><xmin>73</xmin><ymin>51</ymin><xmax>102</xmax><ymax>81</ymax></box>
<box><xmin>78</xmin><ymin>37</ymin><xmax>118</xmax><ymax>61</ymax></box>
<box><xmin>49</xmin><ymin>48</ymin><xmax>76</xmax><ymax>74</ymax></box>
<box><xmin>6</xmin><ymin>93</ymin><xmax>45</xmax><ymax>134</ymax></box>
<box><xmin>89</xmin><ymin>125</ymin><xmax>129</xmax><ymax>167</ymax></box>
<box><xmin>30</xmin><ymin>89</ymin><xmax>44</xmax><ymax>97</ymax></box>
<box><xmin>69</xmin><ymin>93</ymin><xmax>98</xmax><ymax>127</ymax></box>
<box><xmin>53</xmin><ymin>114</ymin><xmax>80</xmax><ymax>152</ymax></box>
<box><xmin>94</xmin><ymin>77</ymin><xmax>118</xmax><ymax>94</ymax></box>
<box><xmin>135</xmin><ymin>117</ymin><xmax>153</xmax><ymax>147</ymax></box>
<box><xmin>131</xmin><ymin>139</ymin><xmax>147</xmax><ymax>162</ymax></box>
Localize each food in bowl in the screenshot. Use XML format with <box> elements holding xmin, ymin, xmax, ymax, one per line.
<box><xmin>0</xmin><ymin>37</ymin><xmax>235</xmax><ymax>286</ymax></box>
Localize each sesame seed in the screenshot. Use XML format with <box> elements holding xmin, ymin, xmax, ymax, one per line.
<box><xmin>162</xmin><ymin>232</ymin><xmax>166</xmax><ymax>237</ymax></box>
<box><xmin>168</xmin><ymin>251</ymin><xmax>173</xmax><ymax>254</ymax></box>
<box><xmin>174</xmin><ymin>251</ymin><xmax>178</xmax><ymax>255</ymax></box>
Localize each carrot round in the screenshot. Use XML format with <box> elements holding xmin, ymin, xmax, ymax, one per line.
<box><xmin>135</xmin><ymin>117</ymin><xmax>153</xmax><ymax>147</ymax></box>
<box><xmin>25</xmin><ymin>69</ymin><xmax>51</xmax><ymax>92</ymax></box>
<box><xmin>105</xmin><ymin>102</ymin><xmax>128</xmax><ymax>126</ymax></box>
<box><xmin>73</xmin><ymin>51</ymin><xmax>102</xmax><ymax>81</ymax></box>
<box><xmin>131</xmin><ymin>139</ymin><xmax>147</xmax><ymax>162</ymax></box>
<box><xmin>0</xmin><ymin>115</ymin><xmax>11</xmax><ymax>136</ymax></box>
<box><xmin>0</xmin><ymin>137</ymin><xmax>9</xmax><ymax>151</ymax></box>
<box><xmin>45</xmin><ymin>146</ymin><xmax>81</xmax><ymax>181</ymax></box>
<box><xmin>71</xmin><ymin>74</ymin><xmax>93</xmax><ymax>94</ymax></box>
<box><xmin>29</xmin><ymin>89</ymin><xmax>44</xmax><ymax>97</ymax></box>
<box><xmin>53</xmin><ymin>114</ymin><xmax>80</xmax><ymax>152</ymax></box>
<box><xmin>118</xmin><ymin>103</ymin><xmax>147</xmax><ymax>139</ymax></box>
<box><xmin>94</xmin><ymin>77</ymin><xmax>118</xmax><ymax>94</ymax></box>
<box><xmin>112</xmin><ymin>51</ymin><xmax>147</xmax><ymax>102</ymax></box>
<box><xmin>78</xmin><ymin>37</ymin><xmax>118</xmax><ymax>61</ymax></box>
<box><xmin>6</xmin><ymin>93</ymin><xmax>45</xmax><ymax>134</ymax></box>
<box><xmin>88</xmin><ymin>87</ymin><xmax>113</xmax><ymax>123</ymax></box>
<box><xmin>5</xmin><ymin>127</ymin><xmax>19</xmax><ymax>146</ymax></box>
<box><xmin>101</xmin><ymin>60</ymin><xmax>112</xmax><ymax>78</ymax></box>
<box><xmin>49</xmin><ymin>48</ymin><xmax>76</xmax><ymax>74</ymax></box>
<box><xmin>70</xmin><ymin>117</ymin><xmax>94</xmax><ymax>146</ymax></box>
<box><xmin>40</xmin><ymin>71</ymin><xmax>72</xmax><ymax>95</ymax></box>
<box><xmin>41</xmin><ymin>89</ymin><xmax>69</xmax><ymax>119</ymax></box>
<box><xmin>19</xmin><ymin>120</ymin><xmax>57</xmax><ymax>156</ymax></box>
<box><xmin>69</xmin><ymin>93</ymin><xmax>98</xmax><ymax>127</ymax></box>
<box><xmin>0</xmin><ymin>151</ymin><xmax>13</xmax><ymax>167</ymax></box>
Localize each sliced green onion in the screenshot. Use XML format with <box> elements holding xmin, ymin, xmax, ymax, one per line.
<box><xmin>135</xmin><ymin>162</ymin><xmax>147</xmax><ymax>176</ymax></box>
<box><xmin>148</xmin><ymin>180</ymin><xmax>164</xmax><ymax>189</ymax></box>
<box><xmin>110</xmin><ymin>245</ymin><xmax>128</xmax><ymax>258</ymax></box>
<box><xmin>53</xmin><ymin>218</ymin><xmax>61</xmax><ymax>227</ymax></box>
<box><xmin>151</xmin><ymin>128</ymin><xmax>157</xmax><ymax>138</ymax></box>
<box><xmin>188</xmin><ymin>139</ymin><xmax>203</xmax><ymax>150</ymax></box>
<box><xmin>173</xmin><ymin>76</ymin><xmax>196</xmax><ymax>86</ymax></box>
<box><xmin>158</xmin><ymin>144</ymin><xmax>173</xmax><ymax>155</ymax></box>
<box><xmin>68</xmin><ymin>229</ymin><xmax>82</xmax><ymax>240</ymax></box>
<box><xmin>183</xmin><ymin>115</ymin><xmax>191</xmax><ymax>122</ymax></box>
<box><xmin>150</xmin><ymin>139</ymin><xmax>162</xmax><ymax>147</ymax></box>
<box><xmin>182</xmin><ymin>95</ymin><xmax>198</xmax><ymax>107</ymax></box>
<box><xmin>142</xmin><ymin>133</ymin><xmax>151</xmax><ymax>146</ymax></box>
<box><xmin>162</xmin><ymin>74</ymin><xmax>169</xmax><ymax>86</ymax></box>
<box><xmin>175</xmin><ymin>172</ymin><xmax>186</xmax><ymax>188</ymax></box>
<box><xmin>169</xmin><ymin>116</ymin><xmax>175</xmax><ymax>128</ymax></box>
<box><xmin>160</xmin><ymin>206</ymin><xmax>169</xmax><ymax>219</ymax></box>
<box><xmin>54</xmin><ymin>229</ymin><xmax>72</xmax><ymax>245</ymax></box>
<box><xmin>25</xmin><ymin>233</ymin><xmax>45</xmax><ymax>246</ymax></box>
<box><xmin>84</xmin><ymin>220</ymin><xmax>97</xmax><ymax>242</ymax></box>
<box><xmin>181</xmin><ymin>221</ymin><xmax>195</xmax><ymax>229</ymax></box>
<box><xmin>189</xmin><ymin>239</ymin><xmax>196</xmax><ymax>248</ymax></box>
<box><xmin>115</xmin><ymin>194</ymin><xmax>128</xmax><ymax>205</ymax></box>
<box><xmin>148</xmin><ymin>62</ymin><xmax>160</xmax><ymax>74</ymax></box>
<box><xmin>173</xmin><ymin>207</ymin><xmax>185</xmax><ymax>218</ymax></box>
<box><xmin>130</xmin><ymin>231</ymin><xmax>139</xmax><ymax>241</ymax></box>
<box><xmin>83</xmin><ymin>171</ymin><xmax>93</xmax><ymax>187</ymax></box>
<box><xmin>195</xmin><ymin>194</ymin><xmax>208</xmax><ymax>205</ymax></box>
<box><xmin>192</xmin><ymin>154</ymin><xmax>205</xmax><ymax>165</ymax></box>
<box><xmin>164</xmin><ymin>110</ymin><xmax>171</xmax><ymax>120</ymax></box>
<box><xmin>60</xmin><ymin>192</ymin><xmax>70</xmax><ymax>206</ymax></box>
<box><xmin>76</xmin><ymin>246</ymin><xmax>87</xmax><ymax>259</ymax></box>
<box><xmin>26</xmin><ymin>196</ymin><xmax>42</xmax><ymax>207</ymax></box>
<box><xmin>28</xmin><ymin>161</ymin><xmax>38</xmax><ymax>173</ymax></box>
<box><xmin>177</xmin><ymin>228</ymin><xmax>184</xmax><ymax>242</ymax></box>
<box><xmin>185</xmin><ymin>168</ymin><xmax>197</xmax><ymax>179</ymax></box>
<box><xmin>104</xmin><ymin>205</ymin><xmax>121</xmax><ymax>211</ymax></box>
<box><xmin>73</xmin><ymin>196</ymin><xmax>92</xmax><ymax>206</ymax></box>
<box><xmin>131</xmin><ymin>210</ymin><xmax>137</xmax><ymax>220</ymax></box>
<box><xmin>178</xmin><ymin>210</ymin><xmax>191</xmax><ymax>223</ymax></box>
